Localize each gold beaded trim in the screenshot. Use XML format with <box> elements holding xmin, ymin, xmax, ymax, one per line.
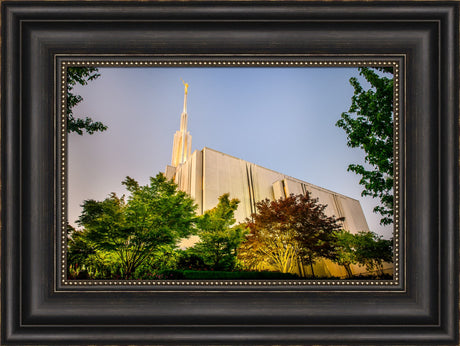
<box><xmin>61</xmin><ymin>60</ymin><xmax>397</xmax><ymax>67</ymax></box>
<box><xmin>59</xmin><ymin>58</ymin><xmax>401</xmax><ymax>288</ymax></box>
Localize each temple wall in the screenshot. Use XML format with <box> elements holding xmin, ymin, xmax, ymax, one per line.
<box><xmin>171</xmin><ymin>147</ymin><xmax>391</xmax><ymax>277</ymax></box>
<box><xmin>201</xmin><ymin>148</ymin><xmax>287</xmax><ymax>223</ymax></box>
<box><xmin>176</xmin><ymin>147</ymin><xmax>370</xmax><ymax>234</ymax></box>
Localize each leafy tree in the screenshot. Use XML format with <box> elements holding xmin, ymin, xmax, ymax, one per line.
<box><xmin>67</xmin><ymin>224</ymin><xmax>123</xmax><ymax>279</ymax></box>
<box><xmin>67</xmin><ymin>224</ymin><xmax>94</xmax><ymax>269</ymax></box>
<box><xmin>85</xmin><ymin>251</ymin><xmax>124</xmax><ymax>279</ymax></box>
<box><xmin>238</xmin><ymin>193</ymin><xmax>343</xmax><ymax>277</ymax></box>
<box><xmin>336</xmin><ymin>67</ymin><xmax>394</xmax><ymax>225</ymax></box>
<box><xmin>353</xmin><ymin>231</ymin><xmax>393</xmax><ymax>276</ymax></box>
<box><xmin>67</xmin><ymin>67</ymin><xmax>107</xmax><ymax>135</ymax></box>
<box><xmin>76</xmin><ymin>173</ymin><xmax>197</xmax><ymax>279</ymax></box>
<box><xmin>192</xmin><ymin>194</ymin><xmax>247</xmax><ymax>271</ymax></box>
<box><xmin>331</xmin><ymin>229</ymin><xmax>358</xmax><ymax>278</ymax></box>
<box><xmin>67</xmin><ymin>224</ymin><xmax>96</xmax><ymax>279</ymax></box>
<box><xmin>148</xmin><ymin>244</ymin><xmax>182</xmax><ymax>271</ymax></box>
<box><xmin>331</xmin><ymin>229</ymin><xmax>393</xmax><ymax>278</ymax></box>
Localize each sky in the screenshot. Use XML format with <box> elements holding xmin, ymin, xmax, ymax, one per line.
<box><xmin>68</xmin><ymin>67</ymin><xmax>393</xmax><ymax>239</ymax></box>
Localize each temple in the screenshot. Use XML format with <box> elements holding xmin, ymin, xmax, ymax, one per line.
<box><xmin>164</xmin><ymin>82</ymin><xmax>392</xmax><ymax>278</ymax></box>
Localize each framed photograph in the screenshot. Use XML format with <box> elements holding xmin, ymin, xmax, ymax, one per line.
<box><xmin>64</xmin><ymin>61</ymin><xmax>396</xmax><ymax>284</ymax></box>
<box><xmin>2</xmin><ymin>1</ymin><xmax>458</xmax><ymax>345</ymax></box>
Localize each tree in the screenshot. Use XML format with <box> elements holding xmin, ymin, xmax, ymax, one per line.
<box><xmin>67</xmin><ymin>224</ymin><xmax>124</xmax><ymax>279</ymax></box>
<box><xmin>331</xmin><ymin>229</ymin><xmax>358</xmax><ymax>278</ymax></box>
<box><xmin>67</xmin><ymin>224</ymin><xmax>97</xmax><ymax>279</ymax></box>
<box><xmin>76</xmin><ymin>173</ymin><xmax>197</xmax><ymax>279</ymax></box>
<box><xmin>67</xmin><ymin>67</ymin><xmax>107</xmax><ymax>135</ymax></box>
<box><xmin>132</xmin><ymin>244</ymin><xmax>183</xmax><ymax>279</ymax></box>
<box><xmin>192</xmin><ymin>194</ymin><xmax>247</xmax><ymax>271</ymax></box>
<box><xmin>331</xmin><ymin>229</ymin><xmax>393</xmax><ymax>278</ymax></box>
<box><xmin>353</xmin><ymin>231</ymin><xmax>393</xmax><ymax>276</ymax></box>
<box><xmin>238</xmin><ymin>193</ymin><xmax>344</xmax><ymax>277</ymax></box>
<box><xmin>336</xmin><ymin>67</ymin><xmax>394</xmax><ymax>225</ymax></box>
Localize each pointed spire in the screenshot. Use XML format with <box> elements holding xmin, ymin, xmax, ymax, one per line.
<box><xmin>182</xmin><ymin>79</ymin><xmax>189</xmax><ymax>114</ymax></box>
<box><xmin>171</xmin><ymin>81</ymin><xmax>192</xmax><ymax>167</ymax></box>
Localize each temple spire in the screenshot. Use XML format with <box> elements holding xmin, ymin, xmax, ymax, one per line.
<box><xmin>171</xmin><ymin>81</ymin><xmax>192</xmax><ymax>167</ymax></box>
<box><xmin>182</xmin><ymin>79</ymin><xmax>188</xmax><ymax>114</ymax></box>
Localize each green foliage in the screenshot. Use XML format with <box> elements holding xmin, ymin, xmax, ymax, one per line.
<box><xmin>128</xmin><ymin>244</ymin><xmax>183</xmax><ymax>279</ymax></box>
<box><xmin>149</xmin><ymin>244</ymin><xmax>182</xmax><ymax>271</ymax></box>
<box><xmin>331</xmin><ymin>229</ymin><xmax>357</xmax><ymax>278</ymax></box>
<box><xmin>67</xmin><ymin>224</ymin><xmax>96</xmax><ymax>270</ymax></box>
<box><xmin>67</xmin><ymin>67</ymin><xmax>107</xmax><ymax>135</ymax></box>
<box><xmin>85</xmin><ymin>251</ymin><xmax>124</xmax><ymax>279</ymax></box>
<box><xmin>336</xmin><ymin>67</ymin><xmax>394</xmax><ymax>225</ymax></box>
<box><xmin>75</xmin><ymin>173</ymin><xmax>197</xmax><ymax>279</ymax></box>
<box><xmin>238</xmin><ymin>193</ymin><xmax>344</xmax><ymax>277</ymax></box>
<box><xmin>192</xmin><ymin>194</ymin><xmax>247</xmax><ymax>271</ymax></box>
<box><xmin>68</xmin><ymin>223</ymin><xmax>122</xmax><ymax>279</ymax></box>
<box><xmin>353</xmin><ymin>231</ymin><xmax>393</xmax><ymax>275</ymax></box>
<box><xmin>331</xmin><ymin>229</ymin><xmax>393</xmax><ymax>277</ymax></box>
<box><xmin>176</xmin><ymin>249</ymin><xmax>210</xmax><ymax>271</ymax></box>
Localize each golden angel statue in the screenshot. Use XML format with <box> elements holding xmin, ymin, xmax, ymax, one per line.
<box><xmin>182</xmin><ymin>79</ymin><xmax>189</xmax><ymax>94</ymax></box>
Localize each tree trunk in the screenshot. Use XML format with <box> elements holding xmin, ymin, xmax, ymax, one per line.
<box><xmin>344</xmin><ymin>263</ymin><xmax>353</xmax><ymax>278</ymax></box>
<box><xmin>378</xmin><ymin>264</ymin><xmax>385</xmax><ymax>277</ymax></box>
<box><xmin>309</xmin><ymin>256</ymin><xmax>315</xmax><ymax>278</ymax></box>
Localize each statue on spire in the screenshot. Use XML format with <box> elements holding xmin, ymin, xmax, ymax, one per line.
<box><xmin>182</xmin><ymin>79</ymin><xmax>189</xmax><ymax>94</ymax></box>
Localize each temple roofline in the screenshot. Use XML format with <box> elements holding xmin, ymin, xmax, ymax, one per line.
<box><xmin>198</xmin><ymin>146</ymin><xmax>361</xmax><ymax>202</ymax></box>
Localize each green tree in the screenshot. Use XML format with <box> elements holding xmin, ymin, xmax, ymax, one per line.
<box><xmin>67</xmin><ymin>224</ymin><xmax>93</xmax><ymax>268</ymax></box>
<box><xmin>76</xmin><ymin>173</ymin><xmax>197</xmax><ymax>279</ymax></box>
<box><xmin>353</xmin><ymin>231</ymin><xmax>393</xmax><ymax>276</ymax></box>
<box><xmin>336</xmin><ymin>67</ymin><xmax>394</xmax><ymax>225</ymax></box>
<box><xmin>67</xmin><ymin>224</ymin><xmax>97</xmax><ymax>279</ymax></box>
<box><xmin>331</xmin><ymin>229</ymin><xmax>358</xmax><ymax>278</ymax></box>
<box><xmin>149</xmin><ymin>244</ymin><xmax>182</xmax><ymax>271</ymax></box>
<box><xmin>132</xmin><ymin>244</ymin><xmax>183</xmax><ymax>279</ymax></box>
<box><xmin>192</xmin><ymin>193</ymin><xmax>247</xmax><ymax>271</ymax></box>
<box><xmin>67</xmin><ymin>67</ymin><xmax>107</xmax><ymax>135</ymax></box>
<box><xmin>67</xmin><ymin>224</ymin><xmax>123</xmax><ymax>279</ymax></box>
<box><xmin>331</xmin><ymin>229</ymin><xmax>393</xmax><ymax>278</ymax></box>
<box><xmin>238</xmin><ymin>193</ymin><xmax>343</xmax><ymax>277</ymax></box>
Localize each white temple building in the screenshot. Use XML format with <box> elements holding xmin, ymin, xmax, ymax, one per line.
<box><xmin>164</xmin><ymin>82</ymin><xmax>392</xmax><ymax>278</ymax></box>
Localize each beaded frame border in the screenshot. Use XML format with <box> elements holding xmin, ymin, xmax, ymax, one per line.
<box><xmin>57</xmin><ymin>57</ymin><xmax>402</xmax><ymax>289</ymax></box>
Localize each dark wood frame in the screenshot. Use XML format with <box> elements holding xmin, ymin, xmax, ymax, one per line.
<box><xmin>2</xmin><ymin>1</ymin><xmax>458</xmax><ymax>344</ymax></box>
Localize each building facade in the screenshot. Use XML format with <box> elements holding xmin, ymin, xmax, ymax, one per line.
<box><xmin>165</xmin><ymin>82</ymin><xmax>392</xmax><ymax>278</ymax></box>
<box><xmin>166</xmin><ymin>147</ymin><xmax>369</xmax><ymax>234</ymax></box>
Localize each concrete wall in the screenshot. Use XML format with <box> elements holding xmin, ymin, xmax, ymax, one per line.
<box><xmin>201</xmin><ymin>148</ymin><xmax>286</xmax><ymax>224</ymax></box>
<box><xmin>174</xmin><ymin>147</ymin><xmax>369</xmax><ymax>234</ymax></box>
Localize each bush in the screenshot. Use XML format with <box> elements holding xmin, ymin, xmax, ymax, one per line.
<box><xmin>176</xmin><ymin>250</ymin><xmax>210</xmax><ymax>271</ymax></box>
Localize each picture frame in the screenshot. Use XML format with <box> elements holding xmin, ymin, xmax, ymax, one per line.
<box><xmin>2</xmin><ymin>1</ymin><xmax>458</xmax><ymax>345</ymax></box>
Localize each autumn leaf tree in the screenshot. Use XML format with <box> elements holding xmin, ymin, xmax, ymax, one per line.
<box><xmin>192</xmin><ymin>193</ymin><xmax>247</xmax><ymax>271</ymax></box>
<box><xmin>67</xmin><ymin>67</ymin><xmax>107</xmax><ymax>135</ymax></box>
<box><xmin>76</xmin><ymin>173</ymin><xmax>197</xmax><ymax>279</ymax></box>
<box><xmin>238</xmin><ymin>193</ymin><xmax>344</xmax><ymax>277</ymax></box>
<box><xmin>336</xmin><ymin>67</ymin><xmax>394</xmax><ymax>225</ymax></box>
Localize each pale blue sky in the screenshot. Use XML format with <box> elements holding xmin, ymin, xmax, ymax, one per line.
<box><xmin>69</xmin><ymin>67</ymin><xmax>393</xmax><ymax>239</ymax></box>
